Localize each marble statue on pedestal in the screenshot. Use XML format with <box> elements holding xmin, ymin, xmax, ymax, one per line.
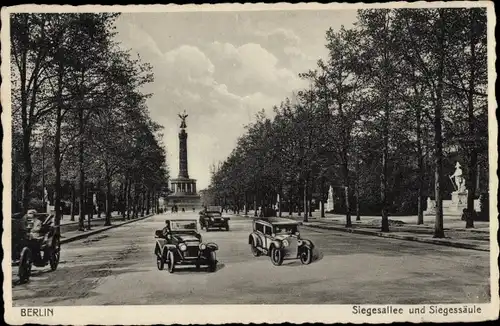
<box><xmin>450</xmin><ymin>161</ymin><xmax>466</xmax><ymax>193</ymax></box>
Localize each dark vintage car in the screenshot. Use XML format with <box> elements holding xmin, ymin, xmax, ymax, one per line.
<box><xmin>199</xmin><ymin>206</ymin><xmax>230</xmax><ymax>231</ymax></box>
<box><xmin>248</xmin><ymin>217</ymin><xmax>314</xmax><ymax>266</ymax></box>
<box><xmin>154</xmin><ymin>219</ymin><xmax>218</xmax><ymax>273</ymax></box>
<box><xmin>11</xmin><ymin>210</ymin><xmax>61</xmax><ymax>283</ymax></box>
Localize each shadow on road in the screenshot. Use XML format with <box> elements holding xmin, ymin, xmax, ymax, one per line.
<box><xmin>281</xmin><ymin>248</ymin><xmax>324</xmax><ymax>267</ymax></box>
<box><xmin>164</xmin><ymin>262</ymin><xmax>226</xmax><ymax>274</ymax></box>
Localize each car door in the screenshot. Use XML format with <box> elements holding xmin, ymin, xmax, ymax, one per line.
<box><xmin>254</xmin><ymin>222</ymin><xmax>265</xmax><ymax>249</ymax></box>
<box><xmin>263</xmin><ymin>224</ymin><xmax>273</xmax><ymax>250</ymax></box>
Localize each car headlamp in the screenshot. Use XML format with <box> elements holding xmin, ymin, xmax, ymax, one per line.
<box><xmin>179</xmin><ymin>243</ymin><xmax>187</xmax><ymax>251</ymax></box>
<box><xmin>298</xmin><ymin>240</ymin><xmax>303</xmax><ymax>246</ymax></box>
<box><xmin>282</xmin><ymin>239</ymin><xmax>289</xmax><ymax>247</ymax></box>
<box><xmin>199</xmin><ymin>243</ymin><xmax>207</xmax><ymax>250</ymax></box>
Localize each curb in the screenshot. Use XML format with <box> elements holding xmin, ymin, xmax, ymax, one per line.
<box><xmin>303</xmin><ymin>223</ymin><xmax>490</xmax><ymax>252</ymax></box>
<box><xmin>60</xmin><ymin>214</ymin><xmax>154</xmax><ymax>244</ymax></box>
<box><xmin>59</xmin><ymin>215</ymin><xmax>123</xmax><ymax>228</ymax></box>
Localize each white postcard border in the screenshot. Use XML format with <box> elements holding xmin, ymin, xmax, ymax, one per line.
<box><xmin>2</xmin><ymin>2</ymin><xmax>498</xmax><ymax>325</ymax></box>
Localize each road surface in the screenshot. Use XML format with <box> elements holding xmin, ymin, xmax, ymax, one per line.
<box><xmin>12</xmin><ymin>213</ymin><xmax>490</xmax><ymax>305</ymax></box>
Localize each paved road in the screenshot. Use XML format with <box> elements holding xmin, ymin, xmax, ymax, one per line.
<box><xmin>12</xmin><ymin>213</ymin><xmax>490</xmax><ymax>305</ymax></box>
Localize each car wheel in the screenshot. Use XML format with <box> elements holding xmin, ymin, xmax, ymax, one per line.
<box><xmin>299</xmin><ymin>247</ymin><xmax>312</xmax><ymax>265</ymax></box>
<box><xmin>49</xmin><ymin>236</ymin><xmax>61</xmax><ymax>271</ymax></box>
<box><xmin>157</xmin><ymin>254</ymin><xmax>165</xmax><ymax>270</ymax></box>
<box><xmin>250</xmin><ymin>239</ymin><xmax>261</xmax><ymax>257</ymax></box>
<box><xmin>167</xmin><ymin>251</ymin><xmax>176</xmax><ymax>273</ymax></box>
<box><xmin>18</xmin><ymin>248</ymin><xmax>32</xmax><ymax>284</ymax></box>
<box><xmin>207</xmin><ymin>251</ymin><xmax>217</xmax><ymax>272</ymax></box>
<box><xmin>206</xmin><ymin>226</ymin><xmax>210</xmax><ymax>232</ymax></box>
<box><xmin>270</xmin><ymin>247</ymin><xmax>284</xmax><ymax>266</ymax></box>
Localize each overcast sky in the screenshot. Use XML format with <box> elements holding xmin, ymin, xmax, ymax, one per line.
<box><xmin>113</xmin><ymin>9</ymin><xmax>358</xmax><ymax>189</ymax></box>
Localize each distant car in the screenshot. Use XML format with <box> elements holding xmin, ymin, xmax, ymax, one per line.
<box><xmin>199</xmin><ymin>206</ymin><xmax>230</xmax><ymax>231</ymax></box>
<box><xmin>248</xmin><ymin>217</ymin><xmax>314</xmax><ymax>266</ymax></box>
<box><xmin>154</xmin><ymin>219</ymin><xmax>218</xmax><ymax>273</ymax></box>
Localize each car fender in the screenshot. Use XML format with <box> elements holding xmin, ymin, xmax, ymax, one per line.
<box><xmin>160</xmin><ymin>244</ymin><xmax>177</xmax><ymax>256</ymax></box>
<box><xmin>299</xmin><ymin>239</ymin><xmax>314</xmax><ymax>250</ymax></box>
<box><xmin>270</xmin><ymin>239</ymin><xmax>282</xmax><ymax>250</ymax></box>
<box><xmin>206</xmin><ymin>242</ymin><xmax>218</xmax><ymax>251</ymax></box>
<box><xmin>248</xmin><ymin>233</ymin><xmax>262</xmax><ymax>247</ymax></box>
<box><xmin>155</xmin><ymin>239</ymin><xmax>166</xmax><ymax>255</ymax></box>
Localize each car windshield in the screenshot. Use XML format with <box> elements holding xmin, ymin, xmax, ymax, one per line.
<box><xmin>207</xmin><ymin>206</ymin><xmax>221</xmax><ymax>212</ymax></box>
<box><xmin>170</xmin><ymin>220</ymin><xmax>198</xmax><ymax>231</ymax></box>
<box><xmin>274</xmin><ymin>224</ymin><xmax>298</xmax><ymax>234</ymax></box>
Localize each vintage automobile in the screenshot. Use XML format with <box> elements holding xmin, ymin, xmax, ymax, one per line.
<box><xmin>154</xmin><ymin>219</ymin><xmax>218</xmax><ymax>273</ymax></box>
<box><xmin>12</xmin><ymin>211</ymin><xmax>61</xmax><ymax>284</ymax></box>
<box><xmin>199</xmin><ymin>206</ymin><xmax>230</xmax><ymax>231</ymax></box>
<box><xmin>248</xmin><ymin>217</ymin><xmax>314</xmax><ymax>266</ymax></box>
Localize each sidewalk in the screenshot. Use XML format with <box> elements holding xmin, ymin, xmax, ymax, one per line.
<box><xmin>236</xmin><ymin>211</ymin><xmax>491</xmax><ymax>252</ymax></box>
<box><xmin>59</xmin><ymin>213</ymin><xmax>153</xmax><ymax>244</ymax></box>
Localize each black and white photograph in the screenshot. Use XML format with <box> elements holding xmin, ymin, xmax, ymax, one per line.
<box><xmin>1</xmin><ymin>2</ymin><xmax>498</xmax><ymax>324</ymax></box>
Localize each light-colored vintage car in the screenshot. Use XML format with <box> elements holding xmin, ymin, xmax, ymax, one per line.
<box><xmin>154</xmin><ymin>219</ymin><xmax>218</xmax><ymax>273</ymax></box>
<box><xmin>248</xmin><ymin>217</ymin><xmax>314</xmax><ymax>266</ymax></box>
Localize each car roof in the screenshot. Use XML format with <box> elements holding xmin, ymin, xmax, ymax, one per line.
<box><xmin>256</xmin><ymin>217</ymin><xmax>300</xmax><ymax>226</ymax></box>
<box><xmin>168</xmin><ymin>219</ymin><xmax>197</xmax><ymax>223</ymax></box>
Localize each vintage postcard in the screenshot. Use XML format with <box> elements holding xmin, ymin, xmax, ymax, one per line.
<box><xmin>1</xmin><ymin>2</ymin><xmax>498</xmax><ymax>324</ymax></box>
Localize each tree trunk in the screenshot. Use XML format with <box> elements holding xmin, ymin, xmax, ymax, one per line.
<box><xmin>105</xmin><ymin>173</ymin><xmax>112</xmax><ymax>226</ymax></box>
<box><xmin>253</xmin><ymin>194</ymin><xmax>258</xmax><ymax>217</ymax></box>
<box><xmin>126</xmin><ymin>179</ymin><xmax>132</xmax><ymax>219</ymax></box>
<box><xmin>120</xmin><ymin>182</ymin><xmax>126</xmax><ymax>219</ymax></box>
<box><xmin>465</xmin><ymin>11</ymin><xmax>478</xmax><ymax>229</ymax></box>
<box><xmin>303</xmin><ymin>179</ymin><xmax>308</xmax><ymax>222</ymax></box>
<box><xmin>343</xmin><ymin>161</ymin><xmax>352</xmax><ymax>227</ymax></box>
<box><xmin>278</xmin><ymin>192</ymin><xmax>282</xmax><ymax>217</ymax></box>
<box><xmin>78</xmin><ymin>109</ymin><xmax>85</xmax><ymax>231</ymax></box>
<box><xmin>381</xmin><ymin>110</ymin><xmax>390</xmax><ymax>232</ymax></box>
<box><xmin>355</xmin><ymin>180</ymin><xmax>360</xmax><ymax>221</ymax></box>
<box><xmin>146</xmin><ymin>190</ymin><xmax>151</xmax><ymax>215</ymax></box>
<box><xmin>134</xmin><ymin>183</ymin><xmax>140</xmax><ymax>218</ymax></box>
<box><xmin>416</xmin><ymin>102</ymin><xmax>424</xmax><ymax>225</ymax></box>
<box><xmin>87</xmin><ymin>187</ymin><xmax>93</xmax><ymax>230</ymax></box>
<box><xmin>355</xmin><ymin>158</ymin><xmax>360</xmax><ymax>221</ymax></box>
<box><xmin>22</xmin><ymin>129</ymin><xmax>33</xmax><ymax>214</ymax></box>
<box><xmin>141</xmin><ymin>188</ymin><xmax>146</xmax><ymax>217</ymax></box>
<box><xmin>70</xmin><ymin>183</ymin><xmax>76</xmax><ymax>221</ymax></box>
<box><xmin>433</xmin><ymin>11</ymin><xmax>446</xmax><ymax>239</ymax></box>
<box><xmin>19</xmin><ymin>18</ymin><xmax>31</xmax><ymax>214</ymax></box>
<box><xmin>53</xmin><ymin>64</ymin><xmax>64</xmax><ymax>235</ymax></box>
<box><xmin>344</xmin><ymin>185</ymin><xmax>351</xmax><ymax>227</ymax></box>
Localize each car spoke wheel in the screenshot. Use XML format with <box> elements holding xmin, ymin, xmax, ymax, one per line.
<box><xmin>49</xmin><ymin>237</ymin><xmax>61</xmax><ymax>271</ymax></box>
<box><xmin>167</xmin><ymin>251</ymin><xmax>176</xmax><ymax>273</ymax></box>
<box><xmin>270</xmin><ymin>247</ymin><xmax>284</xmax><ymax>266</ymax></box>
<box><xmin>300</xmin><ymin>247</ymin><xmax>312</xmax><ymax>265</ymax></box>
<box><xmin>250</xmin><ymin>239</ymin><xmax>261</xmax><ymax>257</ymax></box>
<box><xmin>157</xmin><ymin>254</ymin><xmax>165</xmax><ymax>270</ymax></box>
<box><xmin>18</xmin><ymin>248</ymin><xmax>32</xmax><ymax>284</ymax></box>
<box><xmin>207</xmin><ymin>251</ymin><xmax>217</xmax><ymax>272</ymax></box>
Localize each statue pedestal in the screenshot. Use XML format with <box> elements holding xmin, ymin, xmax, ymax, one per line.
<box><xmin>424</xmin><ymin>191</ymin><xmax>480</xmax><ymax>216</ymax></box>
<box><xmin>450</xmin><ymin>191</ymin><xmax>468</xmax><ymax>214</ymax></box>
